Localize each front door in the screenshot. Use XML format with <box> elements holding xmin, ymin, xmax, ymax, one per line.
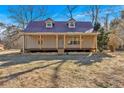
<box><xmin>58</xmin><ymin>35</ymin><xmax>64</xmax><ymax>49</ymax></box>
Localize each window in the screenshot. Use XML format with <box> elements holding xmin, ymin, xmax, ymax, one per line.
<box><xmin>68</xmin><ymin>37</ymin><xmax>80</xmax><ymax>45</ymax></box>
<box><xmin>46</xmin><ymin>22</ymin><xmax>53</xmax><ymax>28</ymax></box>
<box><xmin>68</xmin><ymin>22</ymin><xmax>75</xmax><ymax>28</ymax></box>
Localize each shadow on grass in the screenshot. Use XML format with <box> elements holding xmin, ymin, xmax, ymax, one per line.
<box><xmin>0</xmin><ymin>52</ymin><xmax>113</xmax><ymax>68</ymax></box>
<box><xmin>0</xmin><ymin>61</ymin><xmax>61</xmax><ymax>85</ymax></box>
<box><xmin>0</xmin><ymin>51</ymin><xmax>113</xmax><ymax>87</ymax></box>
<box><xmin>74</xmin><ymin>52</ymin><xmax>113</xmax><ymax>66</ymax></box>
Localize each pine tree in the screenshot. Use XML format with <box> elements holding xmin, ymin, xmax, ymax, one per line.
<box><xmin>97</xmin><ymin>28</ymin><xmax>109</xmax><ymax>52</ymax></box>
<box><xmin>94</xmin><ymin>22</ymin><xmax>101</xmax><ymax>31</ymax></box>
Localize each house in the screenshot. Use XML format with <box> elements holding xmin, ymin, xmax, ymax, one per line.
<box><xmin>20</xmin><ymin>18</ymin><xmax>98</xmax><ymax>54</ymax></box>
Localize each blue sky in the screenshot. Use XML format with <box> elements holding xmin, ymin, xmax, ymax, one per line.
<box><xmin>0</xmin><ymin>5</ymin><xmax>124</xmax><ymax>25</ymax></box>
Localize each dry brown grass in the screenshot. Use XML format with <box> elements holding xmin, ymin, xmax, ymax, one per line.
<box><xmin>0</xmin><ymin>49</ymin><xmax>124</xmax><ymax>88</ymax></box>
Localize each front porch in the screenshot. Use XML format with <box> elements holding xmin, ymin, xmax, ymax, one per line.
<box><xmin>22</xmin><ymin>32</ymin><xmax>98</xmax><ymax>54</ymax></box>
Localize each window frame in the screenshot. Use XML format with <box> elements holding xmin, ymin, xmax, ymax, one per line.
<box><xmin>46</xmin><ymin>21</ymin><xmax>53</xmax><ymax>28</ymax></box>
<box><xmin>68</xmin><ymin>22</ymin><xmax>75</xmax><ymax>28</ymax></box>
<box><xmin>68</xmin><ymin>37</ymin><xmax>80</xmax><ymax>45</ymax></box>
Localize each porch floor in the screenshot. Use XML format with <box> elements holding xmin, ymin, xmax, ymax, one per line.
<box><xmin>23</xmin><ymin>48</ymin><xmax>96</xmax><ymax>53</ymax></box>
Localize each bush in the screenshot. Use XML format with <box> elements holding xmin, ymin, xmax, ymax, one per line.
<box><xmin>97</xmin><ymin>28</ymin><xmax>110</xmax><ymax>52</ymax></box>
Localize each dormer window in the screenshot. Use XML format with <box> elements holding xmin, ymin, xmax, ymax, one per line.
<box><xmin>68</xmin><ymin>18</ymin><xmax>76</xmax><ymax>28</ymax></box>
<box><xmin>46</xmin><ymin>22</ymin><xmax>53</xmax><ymax>28</ymax></box>
<box><xmin>69</xmin><ymin>22</ymin><xmax>75</xmax><ymax>28</ymax></box>
<box><xmin>45</xmin><ymin>18</ymin><xmax>54</xmax><ymax>28</ymax></box>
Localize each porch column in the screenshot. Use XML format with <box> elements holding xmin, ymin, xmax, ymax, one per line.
<box><xmin>56</xmin><ymin>35</ymin><xmax>58</xmax><ymax>49</ymax></box>
<box><xmin>95</xmin><ymin>35</ymin><xmax>97</xmax><ymax>52</ymax></box>
<box><xmin>40</xmin><ymin>35</ymin><xmax>42</xmax><ymax>49</ymax></box>
<box><xmin>80</xmin><ymin>35</ymin><xmax>82</xmax><ymax>49</ymax></box>
<box><xmin>64</xmin><ymin>35</ymin><xmax>66</xmax><ymax>49</ymax></box>
<box><xmin>22</xmin><ymin>34</ymin><xmax>25</xmax><ymax>53</ymax></box>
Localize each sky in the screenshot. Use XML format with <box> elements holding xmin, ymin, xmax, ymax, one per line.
<box><xmin>0</xmin><ymin>5</ymin><xmax>124</xmax><ymax>25</ymax></box>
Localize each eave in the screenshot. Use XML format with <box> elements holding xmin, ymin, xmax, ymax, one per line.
<box><xmin>20</xmin><ymin>32</ymin><xmax>99</xmax><ymax>36</ymax></box>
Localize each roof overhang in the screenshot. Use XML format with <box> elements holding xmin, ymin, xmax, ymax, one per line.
<box><xmin>21</xmin><ymin>32</ymin><xmax>99</xmax><ymax>36</ymax></box>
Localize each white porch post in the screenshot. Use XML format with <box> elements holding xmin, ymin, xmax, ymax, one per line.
<box><xmin>56</xmin><ymin>35</ymin><xmax>58</xmax><ymax>49</ymax></box>
<box><xmin>22</xmin><ymin>34</ymin><xmax>25</xmax><ymax>53</ymax></box>
<box><xmin>40</xmin><ymin>35</ymin><xmax>42</xmax><ymax>49</ymax></box>
<box><xmin>95</xmin><ymin>35</ymin><xmax>97</xmax><ymax>52</ymax></box>
<box><xmin>80</xmin><ymin>35</ymin><xmax>82</xmax><ymax>49</ymax></box>
<box><xmin>64</xmin><ymin>35</ymin><xmax>66</xmax><ymax>49</ymax></box>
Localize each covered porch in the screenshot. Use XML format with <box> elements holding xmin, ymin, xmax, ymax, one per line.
<box><xmin>22</xmin><ymin>32</ymin><xmax>98</xmax><ymax>54</ymax></box>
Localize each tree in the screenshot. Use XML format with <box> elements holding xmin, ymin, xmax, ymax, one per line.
<box><xmin>0</xmin><ymin>22</ymin><xmax>6</xmax><ymax>41</ymax></box>
<box><xmin>108</xmin><ymin>30</ymin><xmax>123</xmax><ymax>52</ymax></box>
<box><xmin>110</xmin><ymin>18</ymin><xmax>120</xmax><ymax>29</ymax></box>
<box><xmin>6</xmin><ymin>6</ymin><xmax>49</xmax><ymax>48</ymax></box>
<box><xmin>109</xmin><ymin>16</ymin><xmax>124</xmax><ymax>49</ymax></box>
<box><xmin>1</xmin><ymin>25</ymin><xmax>20</xmax><ymax>48</ymax></box>
<box><xmin>64</xmin><ymin>5</ymin><xmax>78</xmax><ymax>19</ymax></box>
<box><xmin>97</xmin><ymin>27</ymin><xmax>109</xmax><ymax>52</ymax></box>
<box><xmin>104</xmin><ymin>14</ymin><xmax>109</xmax><ymax>31</ymax></box>
<box><xmin>101</xmin><ymin>6</ymin><xmax>118</xmax><ymax>32</ymax></box>
<box><xmin>0</xmin><ymin>22</ymin><xmax>5</xmax><ymax>27</ymax></box>
<box><xmin>94</xmin><ymin>22</ymin><xmax>101</xmax><ymax>31</ymax></box>
<box><xmin>87</xmin><ymin>5</ymin><xmax>100</xmax><ymax>25</ymax></box>
<box><xmin>8</xmin><ymin>5</ymin><xmax>47</xmax><ymax>29</ymax></box>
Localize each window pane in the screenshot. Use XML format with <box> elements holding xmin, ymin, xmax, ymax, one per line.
<box><xmin>69</xmin><ymin>22</ymin><xmax>75</xmax><ymax>27</ymax></box>
<box><xmin>70</xmin><ymin>23</ymin><xmax>74</xmax><ymax>26</ymax></box>
<box><xmin>47</xmin><ymin>23</ymin><xmax>51</xmax><ymax>26</ymax></box>
<box><xmin>46</xmin><ymin>22</ymin><xmax>52</xmax><ymax>27</ymax></box>
<box><xmin>68</xmin><ymin>37</ymin><xmax>80</xmax><ymax>45</ymax></box>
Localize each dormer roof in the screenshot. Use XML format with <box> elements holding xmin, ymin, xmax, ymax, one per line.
<box><xmin>45</xmin><ymin>18</ymin><xmax>54</xmax><ymax>23</ymax></box>
<box><xmin>68</xmin><ymin>18</ymin><xmax>76</xmax><ymax>23</ymax></box>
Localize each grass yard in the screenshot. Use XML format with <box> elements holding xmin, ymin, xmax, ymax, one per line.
<box><xmin>0</xmin><ymin>49</ymin><xmax>124</xmax><ymax>88</ymax></box>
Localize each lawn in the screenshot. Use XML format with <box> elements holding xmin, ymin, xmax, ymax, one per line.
<box><xmin>0</xmin><ymin>49</ymin><xmax>124</xmax><ymax>88</ymax></box>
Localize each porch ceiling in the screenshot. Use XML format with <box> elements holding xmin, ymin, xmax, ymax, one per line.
<box><xmin>21</xmin><ymin>32</ymin><xmax>99</xmax><ymax>36</ymax></box>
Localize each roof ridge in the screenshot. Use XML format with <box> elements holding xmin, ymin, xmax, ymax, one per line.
<box><xmin>29</xmin><ymin>20</ymin><xmax>92</xmax><ymax>23</ymax></box>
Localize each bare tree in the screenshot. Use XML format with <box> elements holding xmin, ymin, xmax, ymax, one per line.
<box><xmin>108</xmin><ymin>30</ymin><xmax>124</xmax><ymax>52</ymax></box>
<box><xmin>94</xmin><ymin>5</ymin><xmax>99</xmax><ymax>23</ymax></box>
<box><xmin>87</xmin><ymin>5</ymin><xmax>100</xmax><ymax>24</ymax></box>
<box><xmin>101</xmin><ymin>12</ymin><xmax>110</xmax><ymax>31</ymax></box>
<box><xmin>8</xmin><ymin>5</ymin><xmax>48</xmax><ymax>29</ymax></box>
<box><xmin>1</xmin><ymin>25</ymin><xmax>19</xmax><ymax>48</ymax></box>
<box><xmin>6</xmin><ymin>5</ymin><xmax>49</xmax><ymax>48</ymax></box>
<box><xmin>101</xmin><ymin>6</ymin><xmax>116</xmax><ymax>31</ymax></box>
<box><xmin>0</xmin><ymin>22</ymin><xmax>5</xmax><ymax>41</ymax></box>
<box><xmin>86</xmin><ymin>6</ymin><xmax>120</xmax><ymax>31</ymax></box>
<box><xmin>64</xmin><ymin>5</ymin><xmax>78</xmax><ymax>19</ymax></box>
<box><xmin>0</xmin><ymin>22</ymin><xmax>5</xmax><ymax>27</ymax></box>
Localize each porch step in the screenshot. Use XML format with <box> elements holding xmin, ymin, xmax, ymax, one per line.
<box><xmin>58</xmin><ymin>49</ymin><xmax>64</xmax><ymax>54</ymax></box>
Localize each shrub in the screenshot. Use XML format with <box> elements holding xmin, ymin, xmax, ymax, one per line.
<box><xmin>97</xmin><ymin>28</ymin><xmax>109</xmax><ymax>52</ymax></box>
